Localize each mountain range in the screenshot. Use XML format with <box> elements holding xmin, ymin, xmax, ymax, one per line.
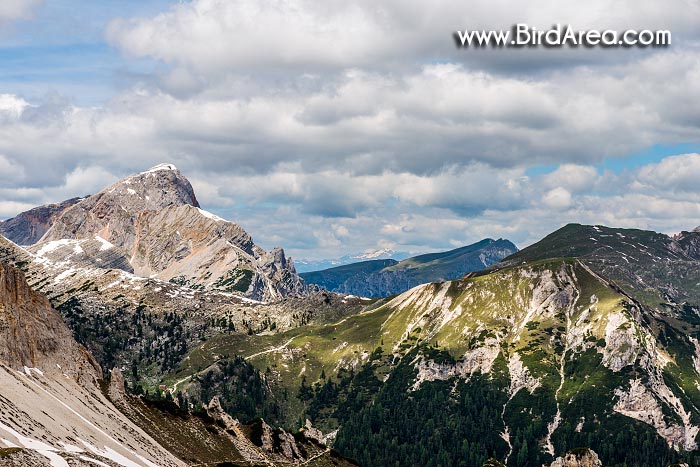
<box><xmin>1</xmin><ymin>163</ymin><xmax>699</xmax><ymax>467</ymax></box>
<box><xmin>300</xmin><ymin>239</ymin><xmax>518</xmax><ymax>297</ymax></box>
<box><xmin>295</xmin><ymin>249</ymin><xmax>411</xmax><ymax>273</ymax></box>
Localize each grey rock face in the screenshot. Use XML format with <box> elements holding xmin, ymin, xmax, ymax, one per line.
<box><xmin>42</xmin><ymin>163</ymin><xmax>200</xmax><ymax>246</ymax></box>
<box><xmin>674</xmin><ymin>229</ymin><xmax>700</xmax><ymax>261</ymax></box>
<box><xmin>0</xmin><ymin>262</ymin><xmax>100</xmax><ymax>383</ymax></box>
<box><xmin>0</xmin><ymin>197</ymin><xmax>81</xmax><ymax>245</ymax></box>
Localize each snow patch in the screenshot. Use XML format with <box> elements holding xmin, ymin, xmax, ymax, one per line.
<box><xmin>140</xmin><ymin>163</ymin><xmax>177</xmax><ymax>174</ymax></box>
<box><xmin>23</xmin><ymin>366</ymin><xmax>44</xmax><ymax>377</ymax></box>
<box><xmin>35</xmin><ymin>239</ymin><xmax>79</xmax><ymax>257</ymax></box>
<box><xmin>0</xmin><ymin>419</ymin><xmax>68</xmax><ymax>467</ymax></box>
<box><xmin>94</xmin><ymin>235</ymin><xmax>114</xmax><ymax>252</ymax></box>
<box><xmin>78</xmin><ymin>439</ymin><xmax>160</xmax><ymax>467</ymax></box>
<box><xmin>197</xmin><ymin>207</ymin><xmax>226</xmax><ymax>222</ymax></box>
<box><xmin>79</xmin><ymin>456</ymin><xmax>112</xmax><ymax>467</ymax></box>
<box><xmin>54</xmin><ymin>268</ymin><xmax>76</xmax><ymax>284</ymax></box>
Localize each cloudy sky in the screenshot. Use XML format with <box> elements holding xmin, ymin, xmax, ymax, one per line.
<box><xmin>1</xmin><ymin>0</ymin><xmax>699</xmax><ymax>260</ymax></box>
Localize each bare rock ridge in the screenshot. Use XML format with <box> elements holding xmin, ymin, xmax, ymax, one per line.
<box><xmin>0</xmin><ymin>197</ymin><xmax>81</xmax><ymax>245</ymax></box>
<box><xmin>36</xmin><ymin>163</ymin><xmax>307</xmax><ymax>301</ymax></box>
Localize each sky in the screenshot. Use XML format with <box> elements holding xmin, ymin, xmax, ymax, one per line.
<box><xmin>0</xmin><ymin>0</ymin><xmax>699</xmax><ymax>260</ymax></box>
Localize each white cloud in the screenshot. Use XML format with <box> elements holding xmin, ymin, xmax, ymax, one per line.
<box><xmin>0</xmin><ymin>94</ymin><xmax>29</xmax><ymax>120</ymax></box>
<box><xmin>636</xmin><ymin>153</ymin><xmax>700</xmax><ymax>193</ymax></box>
<box><xmin>541</xmin><ymin>164</ymin><xmax>599</xmax><ymax>193</ymax></box>
<box><xmin>106</xmin><ymin>0</ymin><xmax>700</xmax><ymax>76</ymax></box>
<box><xmin>0</xmin><ymin>201</ymin><xmax>36</xmax><ymax>218</ymax></box>
<box><xmin>0</xmin><ymin>0</ymin><xmax>41</xmax><ymax>24</ymax></box>
<box><xmin>2</xmin><ymin>0</ymin><xmax>700</xmax><ymax>258</ymax></box>
<box><xmin>542</xmin><ymin>187</ymin><xmax>573</xmax><ymax>210</ymax></box>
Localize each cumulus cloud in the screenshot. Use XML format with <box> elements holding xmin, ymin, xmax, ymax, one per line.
<box><xmin>2</xmin><ymin>49</ymin><xmax>700</xmax><ymax>185</ymax></box>
<box><xmin>105</xmin><ymin>0</ymin><xmax>699</xmax><ymax>76</ymax></box>
<box><xmin>1</xmin><ymin>0</ymin><xmax>700</xmax><ymax>259</ymax></box>
<box><xmin>635</xmin><ymin>153</ymin><xmax>700</xmax><ymax>193</ymax></box>
<box><xmin>0</xmin><ymin>0</ymin><xmax>41</xmax><ymax>25</ymax></box>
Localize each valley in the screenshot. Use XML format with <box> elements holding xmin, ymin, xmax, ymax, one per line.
<box><xmin>1</xmin><ymin>165</ymin><xmax>699</xmax><ymax>467</ymax></box>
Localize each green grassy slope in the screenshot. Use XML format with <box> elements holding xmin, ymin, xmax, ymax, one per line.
<box><xmin>168</xmin><ymin>257</ymin><xmax>700</xmax><ymax>466</ymax></box>
<box><xmin>498</xmin><ymin>223</ymin><xmax>700</xmax><ymax>310</ymax></box>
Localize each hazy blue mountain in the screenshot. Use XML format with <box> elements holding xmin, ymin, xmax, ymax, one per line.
<box><xmin>295</xmin><ymin>249</ymin><xmax>411</xmax><ymax>273</ymax></box>
<box><xmin>301</xmin><ymin>238</ymin><xmax>518</xmax><ymax>297</ymax></box>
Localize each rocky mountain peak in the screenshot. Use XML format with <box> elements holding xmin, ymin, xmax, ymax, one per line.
<box><xmin>42</xmin><ymin>163</ymin><xmax>199</xmax><ymax>245</ymax></box>
<box><xmin>30</xmin><ymin>164</ymin><xmax>306</xmax><ymax>301</ymax></box>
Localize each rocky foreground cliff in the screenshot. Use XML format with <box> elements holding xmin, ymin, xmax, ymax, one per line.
<box><xmin>0</xmin><ymin>262</ymin><xmax>185</xmax><ymax>466</ymax></box>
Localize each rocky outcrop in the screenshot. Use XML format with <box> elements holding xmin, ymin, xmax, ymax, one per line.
<box><xmin>204</xmin><ymin>398</ymin><xmax>334</xmax><ymax>465</ymax></box>
<box><xmin>247</xmin><ymin>418</ymin><xmax>303</xmax><ymax>461</ymax></box>
<box><xmin>0</xmin><ymin>262</ymin><xmax>100</xmax><ymax>383</ymax></box>
<box><xmin>35</xmin><ymin>163</ymin><xmax>307</xmax><ymax>301</ymax></box>
<box><xmin>0</xmin><ymin>197</ymin><xmax>81</xmax><ymax>245</ymax></box>
<box><xmin>412</xmin><ymin>337</ymin><xmax>501</xmax><ymax>390</ymax></box>
<box><xmin>549</xmin><ymin>448</ymin><xmax>602</xmax><ymax>467</ymax></box>
<box><xmin>124</xmin><ymin>204</ymin><xmax>306</xmax><ymax>300</ymax></box>
<box><xmin>614</xmin><ymin>378</ymin><xmax>699</xmax><ymax>450</ymax></box>
<box><xmin>674</xmin><ymin>229</ymin><xmax>700</xmax><ymax>261</ymax></box>
<box><xmin>301</xmin><ymin>418</ymin><xmax>326</xmax><ymax>446</ymax></box>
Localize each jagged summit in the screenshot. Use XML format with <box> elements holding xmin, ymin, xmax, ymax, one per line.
<box><xmin>31</xmin><ymin>164</ymin><xmax>306</xmax><ymax>301</ymax></box>
<box><xmin>140</xmin><ymin>162</ymin><xmax>178</xmax><ymax>174</ymax></box>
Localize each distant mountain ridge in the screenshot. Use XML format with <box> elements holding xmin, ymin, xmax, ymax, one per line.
<box><xmin>301</xmin><ymin>238</ymin><xmax>518</xmax><ymax>297</ymax></box>
<box><xmin>0</xmin><ymin>197</ymin><xmax>82</xmax><ymax>245</ymax></box>
<box><xmin>496</xmin><ymin>223</ymin><xmax>700</xmax><ymax>308</ymax></box>
<box><xmin>295</xmin><ymin>249</ymin><xmax>411</xmax><ymax>273</ymax></box>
